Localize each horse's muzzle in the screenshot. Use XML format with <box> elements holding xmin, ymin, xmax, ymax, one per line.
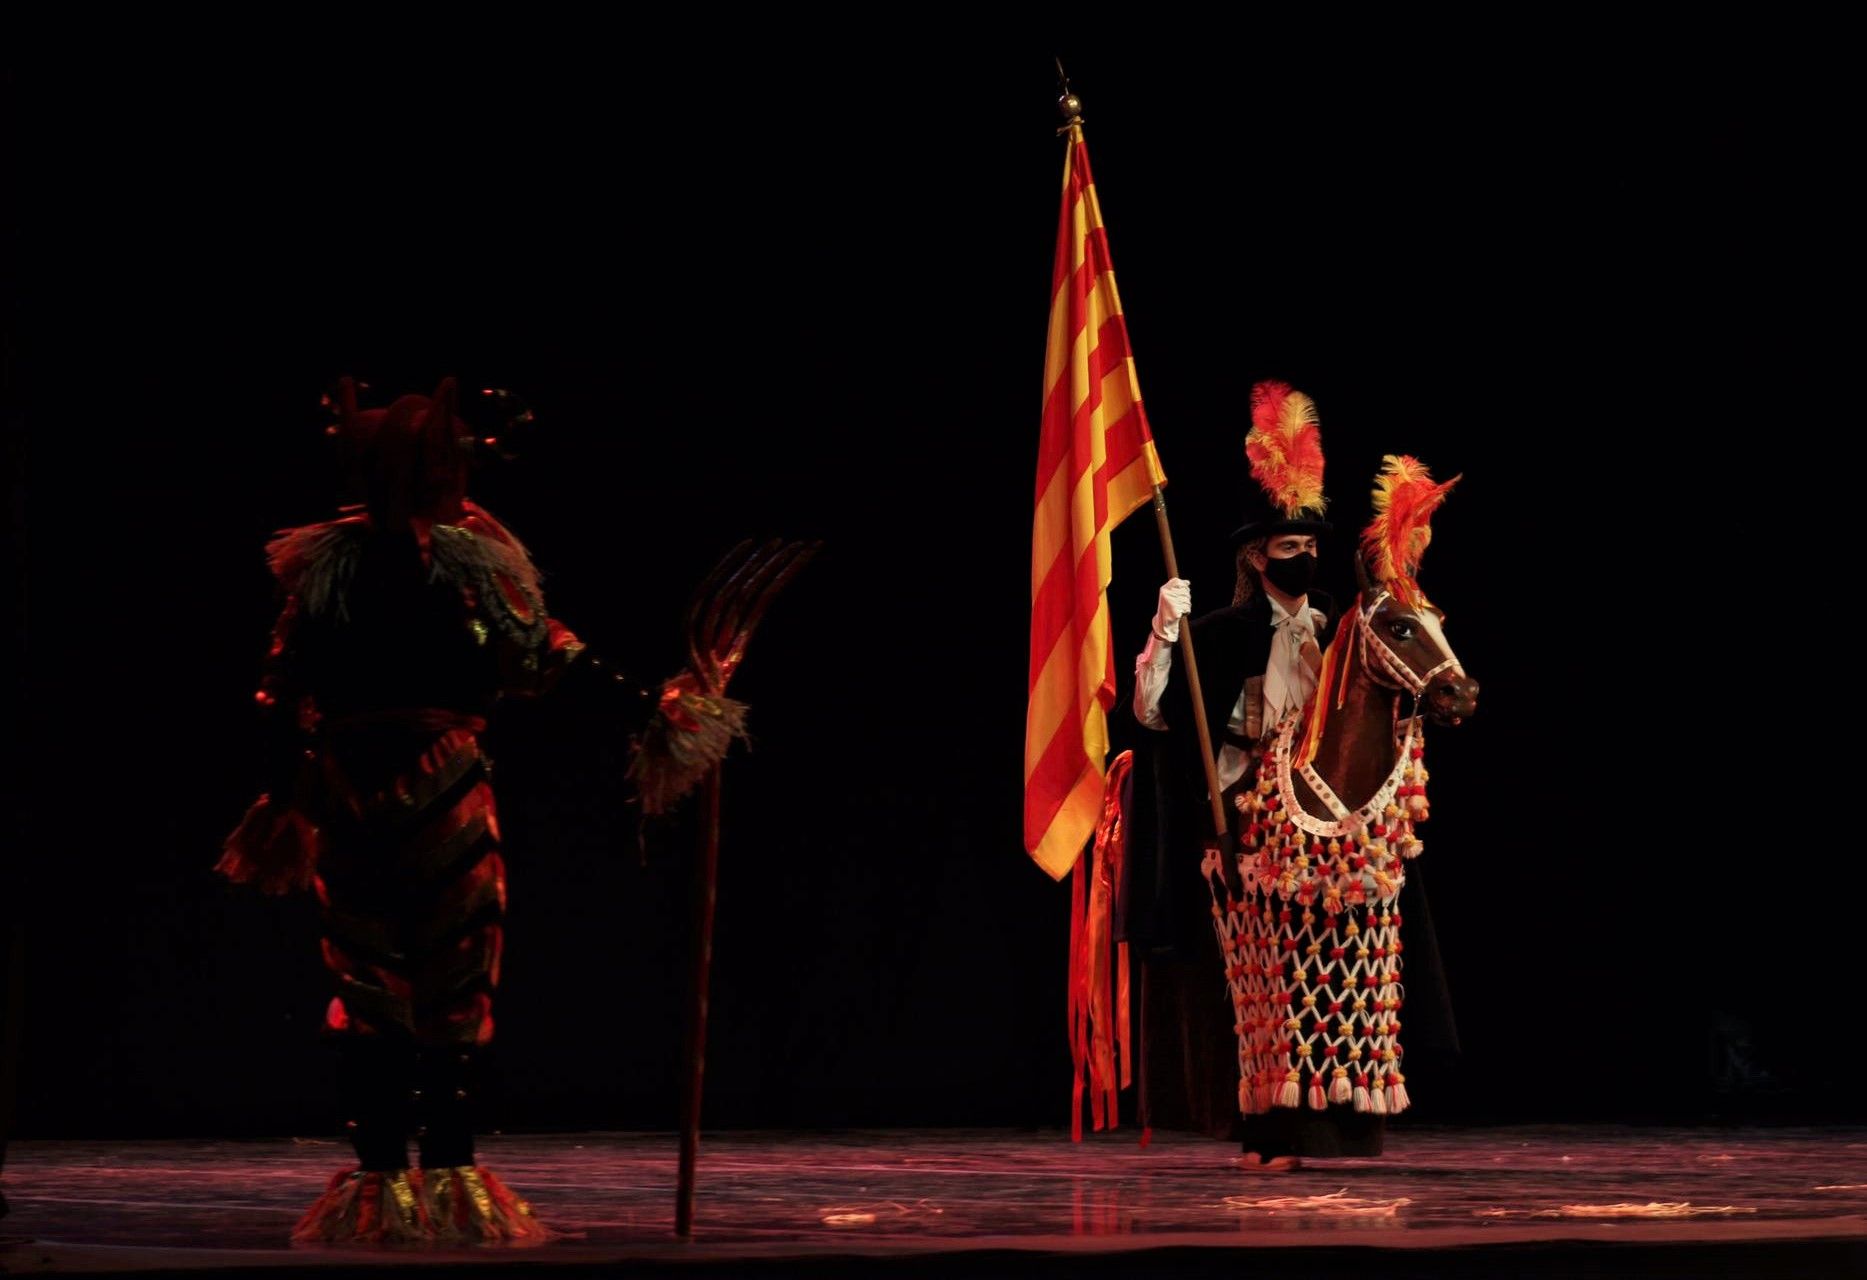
<box><xmin>1426</xmin><ymin>673</ymin><xmax>1479</xmax><ymax>725</ymax></box>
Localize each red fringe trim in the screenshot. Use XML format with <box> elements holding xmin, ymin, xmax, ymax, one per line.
<box><xmin>217</xmin><ymin>795</ymin><xmax>320</xmax><ymax>895</ymax></box>
<box><xmin>422</xmin><ymin>1165</ymin><xmax>550</xmax><ymax>1246</ymax></box>
<box><xmin>290</xmin><ymin>1166</ymin><xmax>549</xmax><ymax>1248</ymax></box>
<box><xmin>291</xmin><ymin>1169</ymin><xmax>430</xmax><ymax>1246</ymax></box>
<box><xmin>1070</xmin><ymin>751</ymin><xmax>1134</xmax><ymax>1141</ymax></box>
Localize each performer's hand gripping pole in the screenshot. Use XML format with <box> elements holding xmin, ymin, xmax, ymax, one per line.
<box><xmin>1151</xmin><ymin>487</ymin><xmax>1230</xmax><ymax>853</ymax></box>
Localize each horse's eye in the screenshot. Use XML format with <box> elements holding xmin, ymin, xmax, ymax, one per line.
<box><xmin>1388</xmin><ymin>621</ymin><xmax>1415</xmax><ymax>640</ymax></box>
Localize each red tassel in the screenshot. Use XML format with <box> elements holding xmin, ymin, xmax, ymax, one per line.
<box><xmin>1116</xmin><ymin>942</ymin><xmax>1132</xmax><ymax>1093</ymax></box>
<box><xmin>1073</xmin><ymin>752</ymin><xmax>1135</xmax><ymax>1138</ymax></box>
<box><xmin>1069</xmin><ymin>849</ymin><xmax>1087</xmax><ymax>1143</ymax></box>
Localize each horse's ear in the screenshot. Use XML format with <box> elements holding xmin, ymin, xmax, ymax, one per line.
<box><xmin>1354</xmin><ymin>549</ymin><xmax>1377</xmax><ymax>597</ymax></box>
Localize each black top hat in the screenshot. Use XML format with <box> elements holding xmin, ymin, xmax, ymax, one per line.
<box><xmin>1229</xmin><ymin>488</ymin><xmax>1333</xmax><ymax>543</ymax></box>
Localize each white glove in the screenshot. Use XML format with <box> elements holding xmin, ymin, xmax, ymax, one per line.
<box><xmin>1152</xmin><ymin>578</ymin><xmax>1191</xmax><ymax>642</ymax></box>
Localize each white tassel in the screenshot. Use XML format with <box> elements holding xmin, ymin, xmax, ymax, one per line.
<box><xmin>1353</xmin><ymin>1081</ymin><xmax>1371</xmax><ymax>1112</ymax></box>
<box><xmin>1329</xmin><ymin>1069</ymin><xmax>1352</xmax><ymax>1104</ymax></box>
<box><xmin>1370</xmin><ymin>1081</ymin><xmax>1390</xmax><ymax>1116</ymax></box>
<box><xmin>1307</xmin><ymin>1078</ymin><xmax>1328</xmax><ymax>1111</ymax></box>
<box><xmin>1277</xmin><ymin>1073</ymin><xmax>1301</xmax><ymax>1109</ymax></box>
<box><xmin>1389</xmin><ymin>1078</ymin><xmax>1411</xmax><ymax>1113</ymax></box>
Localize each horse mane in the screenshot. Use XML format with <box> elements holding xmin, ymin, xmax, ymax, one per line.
<box><xmin>1297</xmin><ymin>605</ymin><xmax>1363</xmax><ymax>766</ymax></box>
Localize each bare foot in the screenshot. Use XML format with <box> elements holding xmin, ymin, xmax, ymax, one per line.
<box><xmin>1236</xmin><ymin>1151</ymin><xmax>1301</xmax><ymax>1172</ymax></box>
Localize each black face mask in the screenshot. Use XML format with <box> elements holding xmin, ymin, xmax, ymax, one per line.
<box><xmin>1262</xmin><ymin>551</ymin><xmax>1318</xmax><ymax>597</ymax></box>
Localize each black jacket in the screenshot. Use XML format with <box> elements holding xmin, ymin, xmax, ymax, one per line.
<box><xmin>1120</xmin><ymin>590</ymin><xmax>1334</xmax><ymax>956</ymax></box>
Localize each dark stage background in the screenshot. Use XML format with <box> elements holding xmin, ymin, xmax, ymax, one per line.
<box><xmin>4</xmin><ymin>27</ymin><xmax>1844</xmax><ymax>1141</ymax></box>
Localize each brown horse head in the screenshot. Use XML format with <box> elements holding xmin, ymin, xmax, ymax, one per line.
<box><xmin>1354</xmin><ymin>562</ymin><xmax>1478</xmax><ymax>726</ymax></box>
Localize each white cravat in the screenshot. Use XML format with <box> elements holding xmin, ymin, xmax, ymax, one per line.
<box><xmin>1262</xmin><ymin>593</ymin><xmax>1324</xmax><ymax>731</ymax></box>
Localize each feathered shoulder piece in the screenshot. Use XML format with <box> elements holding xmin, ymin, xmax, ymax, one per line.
<box><xmin>429</xmin><ymin>509</ymin><xmax>547</xmax><ymax>645</ymax></box>
<box><xmin>429</xmin><ymin>517</ymin><xmax>543</xmax><ymax>601</ymax></box>
<box><xmin>265</xmin><ymin>517</ymin><xmax>369</xmax><ymax>618</ymax></box>
<box><xmin>264</xmin><ymin>503</ymin><xmax>547</xmax><ymax>632</ymax></box>
<box><xmin>1246</xmin><ymin>380</ymin><xmax>1327</xmax><ymax>519</ymax></box>
<box><xmin>1361</xmin><ymin>455</ymin><xmax>1460</xmax><ymax>607</ymax></box>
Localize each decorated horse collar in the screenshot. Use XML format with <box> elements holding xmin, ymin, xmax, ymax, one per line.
<box><xmin>1273</xmin><ymin>710</ymin><xmax>1420</xmax><ymax>840</ymax></box>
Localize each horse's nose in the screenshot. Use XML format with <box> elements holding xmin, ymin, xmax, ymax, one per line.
<box><xmin>1430</xmin><ymin>675</ymin><xmax>1479</xmax><ymax>713</ymax></box>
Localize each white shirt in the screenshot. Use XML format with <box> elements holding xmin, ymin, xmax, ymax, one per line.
<box><xmin>1133</xmin><ymin>593</ymin><xmax>1326</xmax><ymax>793</ymax></box>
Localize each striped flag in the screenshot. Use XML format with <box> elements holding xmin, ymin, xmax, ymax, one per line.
<box><xmin>1024</xmin><ymin>125</ymin><xmax>1167</xmax><ymax>881</ymax></box>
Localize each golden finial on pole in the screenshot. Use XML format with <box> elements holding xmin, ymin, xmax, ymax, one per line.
<box><xmin>1056</xmin><ymin>57</ymin><xmax>1083</xmax><ymax>132</ymax></box>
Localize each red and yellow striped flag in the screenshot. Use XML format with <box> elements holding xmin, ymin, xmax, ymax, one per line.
<box><xmin>1024</xmin><ymin>125</ymin><xmax>1167</xmax><ymax>881</ymax></box>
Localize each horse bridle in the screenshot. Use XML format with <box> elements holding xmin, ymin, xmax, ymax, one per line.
<box><xmin>1357</xmin><ymin>590</ymin><xmax>1460</xmax><ymax>699</ymax></box>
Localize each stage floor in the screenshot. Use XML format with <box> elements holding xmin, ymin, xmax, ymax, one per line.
<box><xmin>4</xmin><ymin>1125</ymin><xmax>1867</xmax><ymax>1276</ymax></box>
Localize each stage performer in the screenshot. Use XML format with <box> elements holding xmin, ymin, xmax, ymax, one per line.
<box><xmin>1126</xmin><ymin>380</ymin><xmax>1337</xmax><ymax>1166</ymax></box>
<box><xmin>1126</xmin><ymin>385</ymin><xmax>1474</xmax><ymax>1164</ymax></box>
<box><xmin>218</xmin><ymin>377</ymin><xmax>741</xmax><ymax>1245</ymax></box>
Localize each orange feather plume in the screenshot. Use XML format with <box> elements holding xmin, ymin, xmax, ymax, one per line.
<box><xmin>1246</xmin><ymin>381</ymin><xmax>1327</xmax><ymax>520</ymax></box>
<box><xmin>1361</xmin><ymin>456</ymin><xmax>1460</xmax><ymax>607</ymax></box>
